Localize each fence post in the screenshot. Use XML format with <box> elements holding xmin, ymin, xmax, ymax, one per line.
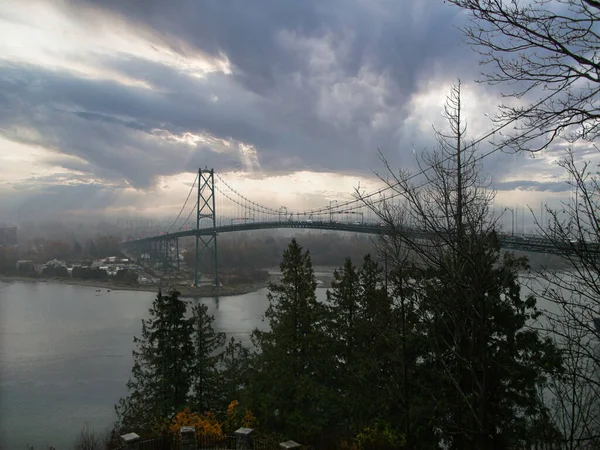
<box><xmin>235</xmin><ymin>427</ymin><xmax>254</xmax><ymax>450</ymax></box>
<box><xmin>120</xmin><ymin>432</ymin><xmax>140</xmax><ymax>450</ymax></box>
<box><xmin>180</xmin><ymin>426</ymin><xmax>196</xmax><ymax>450</ymax></box>
<box><xmin>280</xmin><ymin>440</ymin><xmax>302</xmax><ymax>449</ymax></box>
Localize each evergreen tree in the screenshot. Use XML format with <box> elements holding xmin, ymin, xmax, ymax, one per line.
<box><xmin>362</xmin><ymin>82</ymin><xmax>564</xmax><ymax>449</ymax></box>
<box><xmin>416</xmin><ymin>234</ymin><xmax>563</xmax><ymax>449</ymax></box>
<box><xmin>115</xmin><ymin>289</ymin><xmax>194</xmax><ymax>434</ymax></box>
<box><xmin>355</xmin><ymin>255</ymin><xmax>395</xmax><ymax>426</ymax></box>
<box><xmin>189</xmin><ymin>303</ymin><xmax>226</xmax><ymax>414</ymax></box>
<box><xmin>386</xmin><ymin>262</ymin><xmax>425</xmax><ymax>448</ymax></box>
<box><xmin>325</xmin><ymin>255</ymin><xmax>398</xmax><ymax>435</ymax></box>
<box><xmin>325</xmin><ymin>258</ymin><xmax>361</xmax><ymax>431</ymax></box>
<box><xmin>357</xmin><ymin>254</ymin><xmax>391</xmax><ymax>360</ymax></box>
<box><xmin>249</xmin><ymin>238</ymin><xmax>329</xmax><ymax>439</ymax></box>
<box><xmin>220</xmin><ymin>337</ymin><xmax>251</xmax><ymax>407</ymax></box>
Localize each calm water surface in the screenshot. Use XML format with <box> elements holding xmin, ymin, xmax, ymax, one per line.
<box><xmin>0</xmin><ymin>280</ymin><xmax>332</xmax><ymax>450</ymax></box>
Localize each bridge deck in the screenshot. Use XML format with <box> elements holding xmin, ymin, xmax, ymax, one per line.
<box><xmin>121</xmin><ymin>220</ymin><xmax>595</xmax><ymax>255</ymax></box>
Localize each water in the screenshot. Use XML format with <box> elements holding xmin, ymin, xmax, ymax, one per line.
<box><xmin>0</xmin><ymin>280</ymin><xmax>329</xmax><ymax>450</ymax></box>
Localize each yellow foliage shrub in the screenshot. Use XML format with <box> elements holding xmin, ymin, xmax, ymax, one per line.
<box><xmin>170</xmin><ymin>408</ymin><xmax>223</xmax><ymax>438</ymax></box>
<box><xmin>241</xmin><ymin>408</ymin><xmax>258</xmax><ymax>429</ymax></box>
<box><xmin>227</xmin><ymin>400</ymin><xmax>239</xmax><ymax>415</ymax></box>
<box><xmin>222</xmin><ymin>400</ymin><xmax>239</xmax><ymax>434</ymax></box>
<box><xmin>223</xmin><ymin>400</ymin><xmax>259</xmax><ymax>433</ymax></box>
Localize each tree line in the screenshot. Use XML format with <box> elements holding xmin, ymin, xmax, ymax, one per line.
<box><xmin>111</xmin><ymin>76</ymin><xmax>600</xmax><ymax>449</ymax></box>
<box><xmin>112</xmin><ymin>232</ymin><xmax>563</xmax><ymax>448</ymax></box>
<box><xmin>112</xmin><ymin>289</ymin><xmax>255</xmax><ymax>444</ymax></box>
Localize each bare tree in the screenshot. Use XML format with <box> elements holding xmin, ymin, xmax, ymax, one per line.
<box><xmin>359</xmin><ymin>81</ymin><xmax>563</xmax><ymax>449</ymax></box>
<box><xmin>536</xmin><ymin>151</ymin><xmax>600</xmax><ymax>320</ymax></box>
<box><xmin>449</xmin><ymin>0</ymin><xmax>600</xmax><ymax>152</ymax></box>
<box><xmin>363</xmin><ymin>82</ymin><xmax>494</xmax><ymax>265</ymax></box>
<box><xmin>533</xmin><ymin>149</ymin><xmax>600</xmax><ymax>447</ymax></box>
<box><xmin>445</xmin><ymin>3</ymin><xmax>600</xmax><ymax>444</ymax></box>
<box><xmin>545</xmin><ymin>315</ymin><xmax>600</xmax><ymax>449</ymax></box>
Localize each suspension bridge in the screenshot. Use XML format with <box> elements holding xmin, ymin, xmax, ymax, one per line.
<box><xmin>121</xmin><ymin>168</ymin><xmax>591</xmax><ymax>287</ymax></box>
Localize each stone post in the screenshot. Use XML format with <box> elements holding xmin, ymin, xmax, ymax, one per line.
<box><xmin>235</xmin><ymin>427</ymin><xmax>254</xmax><ymax>450</ymax></box>
<box><xmin>280</xmin><ymin>440</ymin><xmax>302</xmax><ymax>449</ymax></box>
<box><xmin>180</xmin><ymin>426</ymin><xmax>196</xmax><ymax>450</ymax></box>
<box><xmin>120</xmin><ymin>432</ymin><xmax>140</xmax><ymax>450</ymax></box>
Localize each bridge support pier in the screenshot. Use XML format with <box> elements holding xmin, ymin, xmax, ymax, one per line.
<box><xmin>194</xmin><ymin>168</ymin><xmax>220</xmax><ymax>287</ymax></box>
<box><xmin>137</xmin><ymin>237</ymin><xmax>179</xmax><ymax>277</ymax></box>
<box><xmin>159</xmin><ymin>236</ymin><xmax>180</xmax><ymax>275</ymax></box>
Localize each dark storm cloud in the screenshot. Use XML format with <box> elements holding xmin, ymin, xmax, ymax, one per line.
<box><xmin>77</xmin><ymin>0</ymin><xmax>326</xmax><ymax>92</ymax></box>
<box><xmin>1</xmin><ymin>0</ymin><xmax>487</xmax><ymax>190</ymax></box>
<box><xmin>74</xmin><ymin>0</ymin><xmax>471</xmax><ymax>95</ymax></box>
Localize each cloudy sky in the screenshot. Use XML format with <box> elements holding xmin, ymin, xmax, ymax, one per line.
<box><xmin>0</xmin><ymin>0</ymin><xmax>581</xmax><ymax>225</ymax></box>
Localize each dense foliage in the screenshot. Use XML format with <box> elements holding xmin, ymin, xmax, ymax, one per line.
<box><xmin>113</xmin><ymin>268</ymin><xmax>139</xmax><ymax>285</ymax></box>
<box><xmin>112</xmin><ymin>235</ymin><xmax>563</xmax><ymax>448</ymax></box>
<box><xmin>189</xmin><ymin>303</ymin><xmax>226</xmax><ymax>414</ymax></box>
<box><xmin>115</xmin><ymin>290</ymin><xmax>195</xmax><ymax>434</ymax></box>
<box><xmin>248</xmin><ymin>239</ymin><xmax>331</xmax><ymax>440</ymax></box>
<box><xmin>240</xmin><ymin>237</ymin><xmax>562</xmax><ymax>448</ymax></box>
<box><xmin>114</xmin><ymin>289</ymin><xmax>250</xmax><ymax>439</ymax></box>
<box><xmin>41</xmin><ymin>265</ymin><xmax>69</xmax><ymax>278</ymax></box>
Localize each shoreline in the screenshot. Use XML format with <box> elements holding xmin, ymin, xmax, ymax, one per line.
<box><xmin>0</xmin><ymin>274</ymin><xmax>269</xmax><ymax>297</ymax></box>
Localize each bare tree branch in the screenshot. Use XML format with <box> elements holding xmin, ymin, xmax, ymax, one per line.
<box><xmin>449</xmin><ymin>0</ymin><xmax>600</xmax><ymax>152</ymax></box>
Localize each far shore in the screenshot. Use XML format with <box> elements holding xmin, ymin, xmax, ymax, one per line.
<box><xmin>0</xmin><ymin>274</ymin><xmax>270</xmax><ymax>298</ymax></box>
<box><xmin>0</xmin><ymin>267</ymin><xmax>341</xmax><ymax>298</ymax></box>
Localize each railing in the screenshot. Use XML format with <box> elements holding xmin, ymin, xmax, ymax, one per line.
<box><xmin>118</xmin><ymin>429</ymin><xmax>301</xmax><ymax>450</ymax></box>
<box><xmin>123</xmin><ymin>435</ymin><xmax>579</xmax><ymax>450</ymax></box>
<box><xmin>129</xmin><ymin>434</ymin><xmax>237</xmax><ymax>449</ymax></box>
<box><xmin>114</xmin><ymin>428</ymin><xmax>598</xmax><ymax>450</ymax></box>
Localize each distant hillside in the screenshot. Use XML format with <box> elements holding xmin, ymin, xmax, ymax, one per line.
<box><xmin>180</xmin><ymin>231</ymin><xmax>572</xmax><ymax>272</ymax></box>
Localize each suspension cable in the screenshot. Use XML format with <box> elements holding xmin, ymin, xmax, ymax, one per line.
<box><xmin>167</xmin><ymin>172</ymin><xmax>198</xmax><ymax>233</ymax></box>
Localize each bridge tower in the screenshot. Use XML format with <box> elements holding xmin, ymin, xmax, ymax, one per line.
<box><xmin>194</xmin><ymin>168</ymin><xmax>219</xmax><ymax>287</ymax></box>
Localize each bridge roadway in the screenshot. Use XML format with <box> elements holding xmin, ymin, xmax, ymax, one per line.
<box><xmin>121</xmin><ymin>220</ymin><xmax>586</xmax><ymax>255</ymax></box>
